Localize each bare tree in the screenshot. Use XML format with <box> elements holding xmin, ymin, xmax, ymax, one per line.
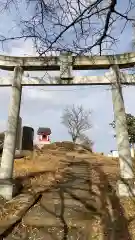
<box><xmin>0</xmin><ymin>0</ymin><xmax>134</xmax><ymax>55</ymax></box>
<box><xmin>61</xmin><ymin>104</ymin><xmax>92</xmax><ymax>143</ymax></box>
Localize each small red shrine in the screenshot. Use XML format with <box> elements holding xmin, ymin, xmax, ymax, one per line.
<box><xmin>37</xmin><ymin>127</ymin><xmax>51</xmax><ymax>148</ymax></box>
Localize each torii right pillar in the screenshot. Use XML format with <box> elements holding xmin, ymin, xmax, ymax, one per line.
<box><xmin>110</xmin><ymin>65</ymin><xmax>135</xmax><ymax>196</ymax></box>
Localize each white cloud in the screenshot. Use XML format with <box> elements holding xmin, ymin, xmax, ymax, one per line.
<box><xmin>7</xmin><ymin>39</ymin><xmax>37</xmax><ymax>57</ymax></box>
<box><xmin>0</xmin><ymin>120</ymin><xmax>7</xmax><ymax>132</ymax></box>
<box><xmin>24</xmin><ymin>87</ymin><xmax>53</xmax><ymax>100</ymax></box>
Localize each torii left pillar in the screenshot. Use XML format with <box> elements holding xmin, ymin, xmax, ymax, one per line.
<box><xmin>0</xmin><ymin>66</ymin><xmax>23</xmax><ymax>200</ymax></box>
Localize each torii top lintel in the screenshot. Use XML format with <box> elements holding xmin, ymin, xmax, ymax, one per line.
<box><xmin>0</xmin><ymin>52</ymin><xmax>135</xmax><ymax>71</ymax></box>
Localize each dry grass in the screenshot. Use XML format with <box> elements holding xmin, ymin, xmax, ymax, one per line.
<box><xmin>13</xmin><ymin>145</ymin><xmax>71</xmax><ymax>194</ymax></box>
<box><xmin>14</xmin><ymin>155</ymin><xmax>62</xmax><ymax>178</ymax></box>
<box><xmin>13</xmin><ymin>142</ymin><xmax>90</xmax><ymax>177</ymax></box>
<box><xmin>13</xmin><ymin>143</ymin><xmax>119</xmax><ymax>183</ymax></box>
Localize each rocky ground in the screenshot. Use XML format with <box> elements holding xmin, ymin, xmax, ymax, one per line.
<box><xmin>0</xmin><ymin>142</ymin><xmax>134</xmax><ymax>240</ymax></box>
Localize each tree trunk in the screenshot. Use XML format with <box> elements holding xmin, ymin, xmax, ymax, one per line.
<box><xmin>72</xmin><ymin>136</ymin><xmax>77</xmax><ymax>143</ymax></box>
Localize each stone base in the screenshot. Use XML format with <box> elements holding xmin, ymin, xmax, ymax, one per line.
<box><xmin>0</xmin><ymin>180</ymin><xmax>14</xmax><ymax>200</ymax></box>
<box><xmin>117</xmin><ymin>181</ymin><xmax>135</xmax><ymax>197</ymax></box>
<box><xmin>0</xmin><ymin>179</ymin><xmax>22</xmax><ymax>200</ymax></box>
<box><xmin>15</xmin><ymin>149</ymin><xmax>24</xmax><ymax>159</ymax></box>
<box><xmin>15</xmin><ymin>149</ymin><xmax>22</xmax><ymax>155</ymax></box>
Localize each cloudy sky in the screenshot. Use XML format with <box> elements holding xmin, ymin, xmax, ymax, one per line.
<box><xmin>0</xmin><ymin>1</ymin><xmax>134</xmax><ymax>154</ymax></box>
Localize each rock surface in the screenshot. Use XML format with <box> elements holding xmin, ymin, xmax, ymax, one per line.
<box><xmin>0</xmin><ymin>193</ymin><xmax>41</xmax><ymax>236</ymax></box>
<box><xmin>0</xmin><ymin>151</ymin><xmax>132</xmax><ymax>240</ymax></box>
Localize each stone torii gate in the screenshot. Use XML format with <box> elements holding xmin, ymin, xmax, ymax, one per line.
<box><xmin>0</xmin><ymin>52</ymin><xmax>135</xmax><ymax>199</ymax></box>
